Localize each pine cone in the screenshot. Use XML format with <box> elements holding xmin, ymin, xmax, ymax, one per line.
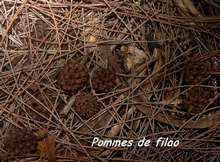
<box><xmin>185</xmin><ymin>61</ymin><xmax>210</xmax><ymax>84</ymax></box>
<box><xmin>57</xmin><ymin>60</ymin><xmax>89</xmax><ymax>93</ymax></box>
<box><xmin>183</xmin><ymin>87</ymin><xmax>214</xmax><ymax>113</ymax></box>
<box><xmin>75</xmin><ymin>92</ymin><xmax>101</xmax><ymax>119</ymax></box>
<box><xmin>91</xmin><ymin>68</ymin><xmax>117</xmax><ymax>93</ymax></box>
<box><xmin>3</xmin><ymin>127</ymin><xmax>38</xmax><ymax>155</ymax></box>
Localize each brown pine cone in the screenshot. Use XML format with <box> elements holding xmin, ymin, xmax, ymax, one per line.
<box><xmin>74</xmin><ymin>92</ymin><xmax>101</xmax><ymax>119</ymax></box>
<box><xmin>57</xmin><ymin>60</ymin><xmax>89</xmax><ymax>93</ymax></box>
<box><xmin>3</xmin><ymin>127</ymin><xmax>38</xmax><ymax>155</ymax></box>
<box><xmin>91</xmin><ymin>68</ymin><xmax>117</xmax><ymax>93</ymax></box>
<box><xmin>185</xmin><ymin>61</ymin><xmax>211</xmax><ymax>84</ymax></box>
<box><xmin>183</xmin><ymin>87</ymin><xmax>214</xmax><ymax>113</ymax></box>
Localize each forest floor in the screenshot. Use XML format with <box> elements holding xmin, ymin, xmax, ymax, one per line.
<box><xmin>0</xmin><ymin>0</ymin><xmax>220</xmax><ymax>162</ymax></box>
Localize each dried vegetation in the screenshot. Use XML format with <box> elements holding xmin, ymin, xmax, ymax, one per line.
<box><xmin>0</xmin><ymin>0</ymin><xmax>220</xmax><ymax>161</ymax></box>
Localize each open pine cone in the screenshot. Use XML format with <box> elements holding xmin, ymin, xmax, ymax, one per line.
<box><xmin>183</xmin><ymin>87</ymin><xmax>214</xmax><ymax>113</ymax></box>
<box><xmin>3</xmin><ymin>127</ymin><xmax>38</xmax><ymax>156</ymax></box>
<box><xmin>91</xmin><ymin>68</ymin><xmax>117</xmax><ymax>93</ymax></box>
<box><xmin>185</xmin><ymin>60</ymin><xmax>211</xmax><ymax>84</ymax></box>
<box><xmin>57</xmin><ymin>60</ymin><xmax>89</xmax><ymax>93</ymax></box>
<box><xmin>74</xmin><ymin>92</ymin><xmax>101</xmax><ymax>119</ymax></box>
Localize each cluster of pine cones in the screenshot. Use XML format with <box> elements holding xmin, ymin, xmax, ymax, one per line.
<box><xmin>57</xmin><ymin>60</ymin><xmax>117</xmax><ymax>119</ymax></box>
<box><xmin>2</xmin><ymin>59</ymin><xmax>118</xmax><ymax>157</ymax></box>
<box><xmin>57</xmin><ymin>60</ymin><xmax>117</xmax><ymax>93</ymax></box>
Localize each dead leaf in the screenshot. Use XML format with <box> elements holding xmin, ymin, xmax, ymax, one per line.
<box><xmin>37</xmin><ymin>129</ymin><xmax>56</xmax><ymax>162</ymax></box>
<box><xmin>176</xmin><ymin>0</ymin><xmax>201</xmax><ymax>17</ymax></box>
<box><xmin>182</xmin><ymin>0</ymin><xmax>201</xmax><ymax>16</ymax></box>
<box><xmin>121</xmin><ymin>45</ymin><xmax>147</xmax><ymax>72</ymax></box>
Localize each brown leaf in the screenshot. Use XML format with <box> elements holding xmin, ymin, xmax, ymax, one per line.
<box><xmin>122</xmin><ymin>45</ymin><xmax>147</xmax><ymax>72</ymax></box>
<box><xmin>37</xmin><ymin>129</ymin><xmax>56</xmax><ymax>162</ymax></box>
